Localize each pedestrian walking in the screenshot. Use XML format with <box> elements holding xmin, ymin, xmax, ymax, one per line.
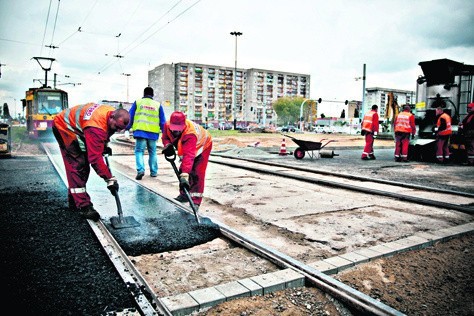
<box><xmin>361</xmin><ymin>104</ymin><xmax>379</xmax><ymax>160</ymax></box>
<box><xmin>459</xmin><ymin>102</ymin><xmax>474</xmax><ymax>165</ymax></box>
<box><xmin>126</xmin><ymin>87</ymin><xmax>166</xmax><ymax>180</ymax></box>
<box><xmin>52</xmin><ymin>103</ymin><xmax>130</xmax><ymax>221</ymax></box>
<box><xmin>393</xmin><ymin>105</ymin><xmax>416</xmax><ymax>162</ymax></box>
<box><xmin>161</xmin><ymin>111</ymin><xmax>213</xmax><ymax>209</ymax></box>
<box><xmin>434</xmin><ymin>106</ymin><xmax>452</xmax><ymax>163</ymax></box>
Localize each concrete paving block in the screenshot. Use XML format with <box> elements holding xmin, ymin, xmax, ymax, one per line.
<box><xmin>414</xmin><ymin>232</ymin><xmax>441</xmax><ymax>246</ymax></box>
<box><xmin>308</xmin><ymin>260</ymin><xmax>338</xmax><ymax>275</ymax></box>
<box><xmin>368</xmin><ymin>244</ymin><xmax>396</xmax><ymax>257</ymax></box>
<box><xmin>340</xmin><ymin>251</ymin><xmax>370</xmax><ymax>264</ymax></box>
<box><xmin>381</xmin><ymin>240</ymin><xmax>405</xmax><ymax>253</ymax></box>
<box><xmin>450</xmin><ymin>224</ymin><xmax>473</xmax><ymax>234</ymax></box>
<box><xmin>251</xmin><ymin>271</ymin><xmax>286</xmax><ymax>294</ymax></box>
<box><xmin>394</xmin><ymin>236</ymin><xmax>428</xmax><ymax>251</ymax></box>
<box><xmin>271</xmin><ymin>268</ymin><xmax>305</xmax><ymax>288</ymax></box>
<box><xmin>238</xmin><ymin>278</ymin><xmax>263</xmax><ymax>296</ymax></box>
<box><xmin>160</xmin><ymin>293</ymin><xmax>199</xmax><ymax>316</ymax></box>
<box><xmin>322</xmin><ymin>256</ymin><xmax>354</xmax><ymax>272</ymax></box>
<box><xmin>189</xmin><ymin>287</ymin><xmax>226</xmax><ymax>310</ymax></box>
<box><xmin>354</xmin><ymin>247</ymin><xmax>385</xmax><ymax>261</ymax></box>
<box><xmin>435</xmin><ymin>227</ymin><xmax>461</xmax><ymax>240</ymax></box>
<box><xmin>215</xmin><ymin>281</ymin><xmax>251</xmax><ymax>301</ymax></box>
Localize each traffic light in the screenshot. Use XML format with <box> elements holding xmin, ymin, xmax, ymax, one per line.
<box><xmin>318</xmin><ymin>98</ymin><xmax>322</xmax><ymax>103</ymax></box>
<box><xmin>345</xmin><ymin>100</ymin><xmax>348</xmax><ymax>105</ymax></box>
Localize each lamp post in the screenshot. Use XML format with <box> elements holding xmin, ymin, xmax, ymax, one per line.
<box><xmin>230</xmin><ymin>31</ymin><xmax>242</xmax><ymax>130</ymax></box>
<box><xmin>121</xmin><ymin>73</ymin><xmax>131</xmax><ymax>102</ymax></box>
<box><xmin>354</xmin><ymin>64</ymin><xmax>366</xmax><ymax>120</ymax></box>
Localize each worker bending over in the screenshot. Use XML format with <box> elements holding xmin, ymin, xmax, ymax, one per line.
<box><xmin>162</xmin><ymin>111</ymin><xmax>213</xmax><ymax>209</ymax></box>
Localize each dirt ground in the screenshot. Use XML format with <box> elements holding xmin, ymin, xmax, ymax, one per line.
<box><xmin>14</xmin><ymin>133</ymin><xmax>473</xmax><ymax>316</ymax></box>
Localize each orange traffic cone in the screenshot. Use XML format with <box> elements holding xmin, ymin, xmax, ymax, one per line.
<box><xmin>279</xmin><ymin>138</ymin><xmax>287</xmax><ymax>156</ymax></box>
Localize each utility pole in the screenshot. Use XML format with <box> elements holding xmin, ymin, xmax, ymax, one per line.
<box><xmin>355</xmin><ymin>63</ymin><xmax>367</xmax><ymax>120</ymax></box>
<box><xmin>0</xmin><ymin>62</ymin><xmax>6</xmax><ymax>78</ymax></box>
<box><xmin>121</xmin><ymin>73</ymin><xmax>131</xmax><ymax>102</ymax></box>
<box><xmin>230</xmin><ymin>31</ymin><xmax>242</xmax><ymax>130</ymax></box>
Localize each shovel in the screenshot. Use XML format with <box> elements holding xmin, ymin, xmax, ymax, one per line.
<box><xmin>163</xmin><ymin>145</ymin><xmax>201</xmax><ymax>224</ymax></box>
<box><xmin>103</xmin><ymin>148</ymin><xmax>140</xmax><ymax>229</ymax></box>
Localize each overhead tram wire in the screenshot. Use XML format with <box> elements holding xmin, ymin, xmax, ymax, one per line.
<box><xmin>39</xmin><ymin>0</ymin><xmax>54</xmax><ymax>57</ymax></box>
<box><xmin>96</xmin><ymin>0</ymin><xmax>202</xmax><ymax>75</ymax></box>
<box><xmin>46</xmin><ymin>0</ymin><xmax>62</xmax><ymax>57</ymax></box>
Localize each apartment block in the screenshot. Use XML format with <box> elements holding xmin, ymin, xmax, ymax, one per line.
<box><xmin>365</xmin><ymin>87</ymin><xmax>415</xmax><ymax>118</ymax></box>
<box><xmin>148</xmin><ymin>63</ymin><xmax>310</xmax><ymax>124</ymax></box>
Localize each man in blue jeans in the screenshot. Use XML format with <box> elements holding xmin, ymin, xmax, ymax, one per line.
<box><xmin>126</xmin><ymin>87</ymin><xmax>166</xmax><ymax>180</ymax></box>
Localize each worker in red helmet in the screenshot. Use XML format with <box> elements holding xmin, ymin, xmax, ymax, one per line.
<box><xmin>393</xmin><ymin>105</ymin><xmax>416</xmax><ymax>162</ymax></box>
<box><xmin>459</xmin><ymin>102</ymin><xmax>474</xmax><ymax>165</ymax></box>
<box><xmin>161</xmin><ymin>111</ymin><xmax>213</xmax><ymax>209</ymax></box>
<box><xmin>434</xmin><ymin>107</ymin><xmax>452</xmax><ymax>163</ymax></box>
<box><xmin>360</xmin><ymin>104</ymin><xmax>379</xmax><ymax>160</ymax></box>
<box><xmin>52</xmin><ymin>103</ymin><xmax>130</xmax><ymax>221</ymax></box>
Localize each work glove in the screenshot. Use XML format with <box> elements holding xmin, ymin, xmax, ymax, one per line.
<box><xmin>103</xmin><ymin>145</ymin><xmax>112</xmax><ymax>156</ymax></box>
<box><xmin>106</xmin><ymin>177</ymin><xmax>119</xmax><ymax>196</ymax></box>
<box><xmin>373</xmin><ymin>131</ymin><xmax>378</xmax><ymax>139</ymax></box>
<box><xmin>179</xmin><ymin>173</ymin><xmax>190</xmax><ymax>191</ymax></box>
<box><xmin>162</xmin><ymin>143</ymin><xmax>175</xmax><ymax>157</ymax></box>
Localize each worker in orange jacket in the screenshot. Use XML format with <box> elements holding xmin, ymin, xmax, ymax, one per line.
<box><xmin>361</xmin><ymin>104</ymin><xmax>379</xmax><ymax>160</ymax></box>
<box><xmin>434</xmin><ymin>107</ymin><xmax>452</xmax><ymax>163</ymax></box>
<box><xmin>52</xmin><ymin>103</ymin><xmax>130</xmax><ymax>221</ymax></box>
<box><xmin>161</xmin><ymin>111</ymin><xmax>213</xmax><ymax>209</ymax></box>
<box><xmin>394</xmin><ymin>105</ymin><xmax>416</xmax><ymax>162</ymax></box>
<box><xmin>459</xmin><ymin>102</ymin><xmax>474</xmax><ymax>165</ymax></box>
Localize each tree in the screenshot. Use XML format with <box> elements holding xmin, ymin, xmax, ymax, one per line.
<box><xmin>3</xmin><ymin>102</ymin><xmax>12</xmax><ymax>120</ymax></box>
<box><xmin>340</xmin><ymin>109</ymin><xmax>346</xmax><ymax>118</ymax></box>
<box><xmin>272</xmin><ymin>96</ymin><xmax>305</xmax><ymax>125</ymax></box>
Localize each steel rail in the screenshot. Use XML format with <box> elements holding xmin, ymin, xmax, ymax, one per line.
<box><xmin>43</xmin><ymin>143</ymin><xmax>171</xmax><ymax>316</ymax></box>
<box><xmin>211</xmin><ymin>153</ymin><xmax>474</xmax><ymax>199</ymax></box>
<box><xmin>209</xmin><ymin>156</ymin><xmax>474</xmax><ymax>215</ymax></box>
<box><xmin>214</xmin><ymin>218</ymin><xmax>405</xmax><ymax>316</ymax></box>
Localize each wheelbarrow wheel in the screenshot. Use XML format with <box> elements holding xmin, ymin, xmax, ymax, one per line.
<box><xmin>294</xmin><ymin>147</ymin><xmax>305</xmax><ymax>160</ymax></box>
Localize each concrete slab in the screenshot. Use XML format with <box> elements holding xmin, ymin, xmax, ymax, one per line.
<box><xmin>340</xmin><ymin>251</ymin><xmax>370</xmax><ymax>264</ymax></box>
<box><xmin>322</xmin><ymin>256</ymin><xmax>354</xmax><ymax>272</ymax></box>
<box><xmin>353</xmin><ymin>247</ymin><xmax>385</xmax><ymax>260</ymax></box>
<box><xmin>414</xmin><ymin>231</ymin><xmax>441</xmax><ymax>246</ymax></box>
<box><xmin>368</xmin><ymin>244</ymin><xmax>397</xmax><ymax>257</ymax></box>
<box><xmin>251</xmin><ymin>271</ymin><xmax>286</xmax><ymax>294</ymax></box>
<box><xmin>160</xmin><ymin>293</ymin><xmax>198</xmax><ymax>316</ymax></box>
<box><xmin>271</xmin><ymin>268</ymin><xmax>305</xmax><ymax>288</ymax></box>
<box><xmin>189</xmin><ymin>287</ymin><xmax>226</xmax><ymax>310</ymax></box>
<box><xmin>215</xmin><ymin>281</ymin><xmax>251</xmax><ymax>301</ymax></box>
<box><xmin>307</xmin><ymin>260</ymin><xmax>338</xmax><ymax>274</ymax></box>
<box><xmin>238</xmin><ymin>278</ymin><xmax>263</xmax><ymax>296</ymax></box>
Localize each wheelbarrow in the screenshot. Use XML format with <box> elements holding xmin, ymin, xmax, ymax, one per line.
<box><xmin>284</xmin><ymin>134</ymin><xmax>337</xmax><ymax>160</ymax></box>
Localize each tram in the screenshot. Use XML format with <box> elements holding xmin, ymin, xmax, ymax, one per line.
<box><xmin>22</xmin><ymin>86</ymin><xmax>68</xmax><ymax>139</ymax></box>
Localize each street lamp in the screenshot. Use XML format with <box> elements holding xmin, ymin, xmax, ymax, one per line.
<box><xmin>121</xmin><ymin>73</ymin><xmax>131</xmax><ymax>102</ymax></box>
<box><xmin>230</xmin><ymin>31</ymin><xmax>242</xmax><ymax>130</ymax></box>
<box><xmin>354</xmin><ymin>63</ymin><xmax>366</xmax><ymax>119</ymax></box>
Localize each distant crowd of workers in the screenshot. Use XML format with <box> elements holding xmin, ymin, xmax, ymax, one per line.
<box><xmin>50</xmin><ymin>86</ymin><xmax>473</xmax><ymax>222</ymax></box>
<box><xmin>360</xmin><ymin>102</ymin><xmax>474</xmax><ymax>165</ymax></box>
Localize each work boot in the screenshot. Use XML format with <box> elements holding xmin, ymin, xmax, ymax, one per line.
<box><xmin>369</xmin><ymin>155</ymin><xmax>376</xmax><ymax>160</ymax></box>
<box><xmin>136</xmin><ymin>172</ymin><xmax>144</xmax><ymax>180</ymax></box>
<box><xmin>361</xmin><ymin>157</ymin><xmax>369</xmax><ymax>160</ymax></box>
<box><xmin>79</xmin><ymin>205</ymin><xmax>100</xmax><ymax>221</ymax></box>
<box><xmin>174</xmin><ymin>195</ymin><xmax>187</xmax><ymax>203</ymax></box>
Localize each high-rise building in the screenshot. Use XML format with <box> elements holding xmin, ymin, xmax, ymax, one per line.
<box><xmin>148</xmin><ymin>62</ymin><xmax>310</xmax><ymax>125</ymax></box>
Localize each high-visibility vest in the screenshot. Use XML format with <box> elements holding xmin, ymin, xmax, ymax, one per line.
<box><xmin>132</xmin><ymin>98</ymin><xmax>161</xmax><ymax>133</ymax></box>
<box><xmin>54</xmin><ymin>103</ymin><xmax>114</xmax><ymax>147</ymax></box>
<box><xmin>174</xmin><ymin>120</ymin><xmax>212</xmax><ymax>158</ymax></box>
<box><xmin>437</xmin><ymin>113</ymin><xmax>452</xmax><ymax>136</ymax></box>
<box><xmin>362</xmin><ymin>110</ymin><xmax>377</xmax><ymax>132</ymax></box>
<box><xmin>394</xmin><ymin>111</ymin><xmax>414</xmax><ymax>133</ymax></box>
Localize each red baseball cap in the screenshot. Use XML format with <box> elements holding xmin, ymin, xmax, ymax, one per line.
<box><xmin>468</xmin><ymin>102</ymin><xmax>474</xmax><ymax>109</ymax></box>
<box><xmin>169</xmin><ymin>111</ymin><xmax>186</xmax><ymax>131</ymax></box>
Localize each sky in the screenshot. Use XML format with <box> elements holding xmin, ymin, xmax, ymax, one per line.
<box><xmin>1</xmin><ymin>0</ymin><xmax>474</xmax><ymax>118</ymax></box>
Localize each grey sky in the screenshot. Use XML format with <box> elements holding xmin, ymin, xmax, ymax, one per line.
<box><xmin>1</xmin><ymin>0</ymin><xmax>473</xmax><ymax>117</ymax></box>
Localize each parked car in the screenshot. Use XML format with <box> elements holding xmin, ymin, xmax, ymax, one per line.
<box><xmin>281</xmin><ymin>125</ymin><xmax>298</xmax><ymax>132</ymax></box>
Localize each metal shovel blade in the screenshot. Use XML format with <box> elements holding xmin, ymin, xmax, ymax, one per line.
<box><xmin>110</xmin><ymin>215</ymin><xmax>140</xmax><ymax>229</ymax></box>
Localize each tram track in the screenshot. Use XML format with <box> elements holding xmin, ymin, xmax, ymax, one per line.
<box><xmin>209</xmin><ymin>154</ymin><xmax>474</xmax><ymax>215</ymax></box>
<box><xmin>43</xmin><ymin>139</ymin><xmax>413</xmax><ymax>315</ymax></box>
